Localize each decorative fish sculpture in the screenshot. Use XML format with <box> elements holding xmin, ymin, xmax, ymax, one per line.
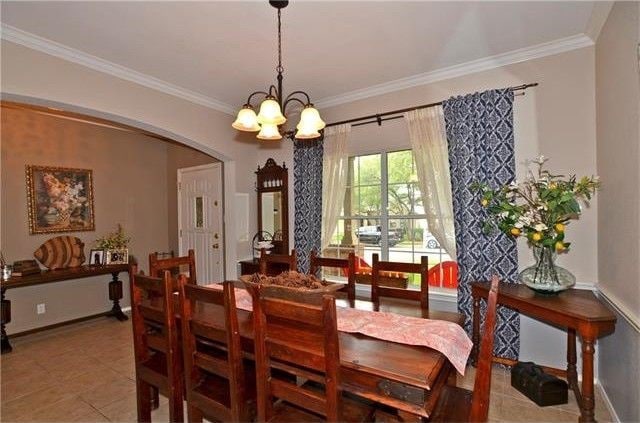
<box><xmin>34</xmin><ymin>236</ymin><xmax>85</xmax><ymax>269</ymax></box>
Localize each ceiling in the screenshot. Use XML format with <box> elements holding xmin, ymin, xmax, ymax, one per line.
<box><xmin>1</xmin><ymin>1</ymin><xmax>598</xmax><ymax>112</ymax></box>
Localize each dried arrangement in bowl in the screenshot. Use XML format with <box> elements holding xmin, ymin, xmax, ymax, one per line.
<box><xmin>247</xmin><ymin>271</ymin><xmax>331</xmax><ymax>290</ymax></box>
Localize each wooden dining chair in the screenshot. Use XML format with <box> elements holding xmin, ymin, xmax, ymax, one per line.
<box><xmin>149</xmin><ymin>249</ymin><xmax>197</xmax><ymax>285</ymax></box>
<box><xmin>129</xmin><ymin>265</ymin><xmax>184</xmax><ymax>422</ymax></box>
<box><xmin>309</xmin><ymin>250</ymin><xmax>357</xmax><ymax>302</ymax></box>
<box><xmin>258</xmin><ymin>248</ymin><xmax>297</xmax><ymax>275</ymax></box>
<box><xmin>371</xmin><ymin>253</ymin><xmax>429</xmax><ymax>310</ymax></box>
<box><xmin>251</xmin><ymin>288</ymin><xmax>375</xmax><ymax>422</ymax></box>
<box><xmin>430</xmin><ymin>275</ymin><xmax>500</xmax><ymax>422</ymax></box>
<box><xmin>179</xmin><ymin>278</ymin><xmax>255</xmax><ymax>422</ymax></box>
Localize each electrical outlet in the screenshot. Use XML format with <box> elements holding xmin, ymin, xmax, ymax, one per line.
<box><xmin>37</xmin><ymin>303</ymin><xmax>46</xmax><ymax>314</ymax></box>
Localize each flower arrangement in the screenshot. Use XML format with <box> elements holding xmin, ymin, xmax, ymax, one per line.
<box><xmin>473</xmin><ymin>156</ymin><xmax>600</xmax><ymax>251</ymax></box>
<box><xmin>42</xmin><ymin>172</ymin><xmax>89</xmax><ymax>222</ymax></box>
<box><xmin>95</xmin><ymin>224</ymin><xmax>130</xmax><ymax>250</ymax></box>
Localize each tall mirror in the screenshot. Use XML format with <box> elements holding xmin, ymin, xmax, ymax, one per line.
<box><xmin>256</xmin><ymin>158</ymin><xmax>289</xmax><ymax>254</ymax></box>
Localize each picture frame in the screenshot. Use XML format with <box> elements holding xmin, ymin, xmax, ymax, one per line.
<box><xmin>89</xmin><ymin>249</ymin><xmax>105</xmax><ymax>266</ymax></box>
<box><xmin>26</xmin><ymin>165</ymin><xmax>95</xmax><ymax>235</ymax></box>
<box><xmin>105</xmin><ymin>249</ymin><xmax>129</xmax><ymax>265</ymax></box>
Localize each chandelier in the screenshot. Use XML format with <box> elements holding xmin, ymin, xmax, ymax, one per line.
<box><xmin>232</xmin><ymin>0</ymin><xmax>325</xmax><ymax>141</ymax></box>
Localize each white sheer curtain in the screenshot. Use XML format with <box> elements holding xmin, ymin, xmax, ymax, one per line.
<box><xmin>404</xmin><ymin>107</ymin><xmax>457</xmax><ymax>260</ymax></box>
<box><xmin>321</xmin><ymin>124</ymin><xmax>351</xmax><ymax>251</ymax></box>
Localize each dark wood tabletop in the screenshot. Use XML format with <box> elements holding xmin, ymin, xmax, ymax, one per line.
<box><xmin>471</xmin><ymin>281</ymin><xmax>616</xmax><ymax>331</ymax></box>
<box><xmin>191</xmin><ymin>293</ymin><xmax>465</xmax><ymax>419</ymax></box>
<box><xmin>2</xmin><ymin>264</ymin><xmax>129</xmax><ymax>290</ymax></box>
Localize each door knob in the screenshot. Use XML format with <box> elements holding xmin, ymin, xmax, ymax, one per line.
<box><xmin>212</xmin><ymin>244</ymin><xmax>219</xmax><ymax>249</ymax></box>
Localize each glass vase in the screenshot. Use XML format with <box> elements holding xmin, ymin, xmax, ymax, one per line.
<box><xmin>519</xmin><ymin>245</ymin><xmax>576</xmax><ymax>294</ymax></box>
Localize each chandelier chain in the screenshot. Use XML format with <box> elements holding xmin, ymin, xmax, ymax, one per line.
<box><xmin>276</xmin><ymin>8</ymin><xmax>284</xmax><ymax>75</ymax></box>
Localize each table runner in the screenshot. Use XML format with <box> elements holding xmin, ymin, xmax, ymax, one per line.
<box><xmin>206</xmin><ymin>284</ymin><xmax>471</xmax><ymax>375</ymax></box>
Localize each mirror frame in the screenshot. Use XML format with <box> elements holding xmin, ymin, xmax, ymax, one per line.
<box><xmin>256</xmin><ymin>158</ymin><xmax>289</xmax><ymax>254</ymax></box>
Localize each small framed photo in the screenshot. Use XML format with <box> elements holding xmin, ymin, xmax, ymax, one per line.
<box><xmin>105</xmin><ymin>249</ymin><xmax>129</xmax><ymax>265</ymax></box>
<box><xmin>89</xmin><ymin>249</ymin><xmax>105</xmax><ymax>266</ymax></box>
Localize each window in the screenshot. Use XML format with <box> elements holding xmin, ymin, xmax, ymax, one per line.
<box><xmin>324</xmin><ymin>149</ymin><xmax>456</xmax><ymax>290</ymax></box>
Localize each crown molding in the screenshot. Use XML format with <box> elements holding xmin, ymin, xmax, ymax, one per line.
<box><xmin>315</xmin><ymin>33</ymin><xmax>594</xmax><ymax>109</ymax></box>
<box><xmin>1</xmin><ymin>24</ymin><xmax>236</xmax><ymax>115</ymax></box>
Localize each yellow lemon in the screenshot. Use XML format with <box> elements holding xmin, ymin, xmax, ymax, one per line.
<box><xmin>481</xmin><ymin>199</ymin><xmax>488</xmax><ymax>207</ymax></box>
<box><xmin>555</xmin><ymin>223</ymin><xmax>565</xmax><ymax>233</ymax></box>
<box><xmin>532</xmin><ymin>232</ymin><xmax>542</xmax><ymax>242</ymax></box>
<box><xmin>510</xmin><ymin>228</ymin><xmax>521</xmax><ymax>237</ymax></box>
<box><xmin>555</xmin><ymin>241</ymin><xmax>566</xmax><ymax>252</ymax></box>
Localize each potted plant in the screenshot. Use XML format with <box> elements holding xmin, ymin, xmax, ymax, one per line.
<box><xmin>95</xmin><ymin>224</ymin><xmax>130</xmax><ymax>264</ymax></box>
<box><xmin>473</xmin><ymin>156</ymin><xmax>600</xmax><ymax>293</ymax></box>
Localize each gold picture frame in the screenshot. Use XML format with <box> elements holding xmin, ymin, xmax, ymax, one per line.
<box><xmin>26</xmin><ymin>165</ymin><xmax>95</xmax><ymax>235</ymax></box>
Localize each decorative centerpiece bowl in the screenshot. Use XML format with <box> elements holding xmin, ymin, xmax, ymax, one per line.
<box><xmin>474</xmin><ymin>156</ymin><xmax>600</xmax><ymax>294</ymax></box>
<box><xmin>239</xmin><ymin>271</ymin><xmax>343</xmax><ymax>304</ymax></box>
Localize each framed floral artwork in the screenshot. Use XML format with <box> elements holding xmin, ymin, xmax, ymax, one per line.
<box><xmin>26</xmin><ymin>165</ymin><xmax>95</xmax><ymax>234</ymax></box>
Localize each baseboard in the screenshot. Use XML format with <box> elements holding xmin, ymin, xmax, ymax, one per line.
<box><xmin>596</xmin><ymin>380</ymin><xmax>621</xmax><ymax>423</ymax></box>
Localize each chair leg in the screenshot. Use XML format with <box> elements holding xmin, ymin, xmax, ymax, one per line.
<box><xmin>168</xmin><ymin>388</ymin><xmax>184</xmax><ymax>423</ymax></box>
<box><xmin>187</xmin><ymin>405</ymin><xmax>203</xmax><ymax>423</ymax></box>
<box><xmin>136</xmin><ymin>380</ymin><xmax>152</xmax><ymax>423</ymax></box>
<box><xmin>151</xmin><ymin>386</ymin><xmax>160</xmax><ymax>410</ymax></box>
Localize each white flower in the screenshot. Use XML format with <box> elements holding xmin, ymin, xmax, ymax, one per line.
<box><xmin>534</xmin><ymin>223</ymin><xmax>548</xmax><ymax>232</ymax></box>
<box><xmin>514</xmin><ymin>221</ymin><xmax>524</xmax><ymax>229</ymax></box>
<box><xmin>499</xmin><ymin>211</ymin><xmax>509</xmax><ymax>218</ymax></box>
<box><xmin>533</xmin><ymin>155</ymin><xmax>547</xmax><ymax>165</ymax></box>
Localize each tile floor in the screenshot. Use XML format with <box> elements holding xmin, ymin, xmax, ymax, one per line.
<box><xmin>1</xmin><ymin>316</ymin><xmax>613</xmax><ymax>422</ymax></box>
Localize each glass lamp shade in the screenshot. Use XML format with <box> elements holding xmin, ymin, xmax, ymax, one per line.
<box><xmin>257</xmin><ymin>98</ymin><xmax>286</xmax><ymax>125</ymax></box>
<box><xmin>295</xmin><ymin>122</ymin><xmax>321</xmax><ymax>139</ymax></box>
<box><xmin>298</xmin><ymin>106</ymin><xmax>326</xmax><ymax>131</ymax></box>
<box><xmin>257</xmin><ymin>123</ymin><xmax>282</xmax><ymax>140</ymax></box>
<box><xmin>232</xmin><ymin>106</ymin><xmax>260</xmax><ymax>132</ymax></box>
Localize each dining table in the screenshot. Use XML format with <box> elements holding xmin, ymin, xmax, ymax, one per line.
<box><xmin>194</xmin><ymin>283</ymin><xmax>467</xmax><ymax>421</ymax></box>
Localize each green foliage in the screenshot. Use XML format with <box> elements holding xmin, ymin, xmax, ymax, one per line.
<box><xmin>473</xmin><ymin>156</ymin><xmax>600</xmax><ymax>253</ymax></box>
<box><xmin>95</xmin><ymin>224</ymin><xmax>130</xmax><ymax>249</ymax></box>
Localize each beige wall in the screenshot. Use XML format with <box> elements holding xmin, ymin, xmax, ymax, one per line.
<box><xmin>165</xmin><ymin>143</ymin><xmax>219</xmax><ymax>254</ymax></box>
<box><xmin>595</xmin><ymin>2</ymin><xmax>640</xmax><ymax>422</ymax></box>
<box><xmin>1</xmin><ymin>106</ymin><xmax>172</xmax><ymax>333</ymax></box>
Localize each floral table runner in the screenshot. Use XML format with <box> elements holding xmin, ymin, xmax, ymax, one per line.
<box><xmin>206</xmin><ymin>284</ymin><xmax>472</xmax><ymax>375</ymax></box>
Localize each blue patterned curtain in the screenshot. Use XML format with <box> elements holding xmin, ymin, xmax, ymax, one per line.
<box><xmin>443</xmin><ymin>89</ymin><xmax>520</xmax><ymax>360</ymax></box>
<box><xmin>293</xmin><ymin>138</ymin><xmax>323</xmax><ymax>274</ymax></box>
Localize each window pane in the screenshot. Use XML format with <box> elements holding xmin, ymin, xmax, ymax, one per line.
<box><xmin>352</xmin><ymin>185</ymin><xmax>381</xmax><ymax>216</ymax></box>
<box><xmin>388</xmin><ymin>150</ymin><xmax>416</xmax><ymax>184</ymax></box>
<box><xmin>388</xmin><ymin>182</ymin><xmax>423</xmax><ymax>216</ymax></box>
<box><xmin>195</xmin><ymin>197</ymin><xmax>203</xmax><ymax>228</ymax></box>
<box><xmin>352</xmin><ymin>154</ymin><xmax>381</xmax><ymax>186</ymax></box>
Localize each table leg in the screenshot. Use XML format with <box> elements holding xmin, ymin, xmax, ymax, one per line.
<box><xmin>1</xmin><ymin>288</ymin><xmax>12</xmax><ymax>354</ymax></box>
<box><xmin>108</xmin><ymin>272</ymin><xmax>129</xmax><ymax>321</ymax></box>
<box><xmin>567</xmin><ymin>329</ymin><xmax>579</xmax><ymax>394</ymax></box>
<box><xmin>579</xmin><ymin>336</ymin><xmax>596</xmax><ymax>423</ymax></box>
<box><xmin>472</xmin><ymin>295</ymin><xmax>480</xmax><ymax>366</ymax></box>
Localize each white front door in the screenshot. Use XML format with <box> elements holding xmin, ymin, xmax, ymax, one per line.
<box><xmin>178</xmin><ymin>163</ymin><xmax>224</xmax><ymax>283</ymax></box>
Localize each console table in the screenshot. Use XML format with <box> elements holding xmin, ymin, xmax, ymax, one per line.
<box><xmin>471</xmin><ymin>281</ymin><xmax>616</xmax><ymax>423</ymax></box>
<box><xmin>1</xmin><ymin>264</ymin><xmax>129</xmax><ymax>354</ymax></box>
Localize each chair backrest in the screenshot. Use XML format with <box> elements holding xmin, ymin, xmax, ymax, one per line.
<box><xmin>469</xmin><ymin>276</ymin><xmax>500</xmax><ymax>422</ymax></box>
<box><xmin>149</xmin><ymin>249</ymin><xmax>197</xmax><ymax>284</ymax></box>
<box><xmin>371</xmin><ymin>253</ymin><xmax>429</xmax><ymax>310</ymax></box>
<box><xmin>252</xmin><ymin>288</ymin><xmax>342</xmax><ymax>422</ymax></box>
<box><xmin>309</xmin><ymin>250</ymin><xmax>357</xmax><ymax>302</ymax></box>
<box><xmin>129</xmin><ymin>265</ymin><xmax>182</xmax><ymax>391</ymax></box>
<box><xmin>258</xmin><ymin>249</ymin><xmax>297</xmax><ymax>275</ymax></box>
<box><xmin>427</xmin><ymin>261</ymin><xmax>459</xmax><ymax>289</ymax></box>
<box><xmin>179</xmin><ymin>279</ymin><xmax>248</xmax><ymax>422</ymax></box>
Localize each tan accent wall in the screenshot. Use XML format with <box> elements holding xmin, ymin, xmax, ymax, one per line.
<box><xmin>1</xmin><ymin>106</ymin><xmax>209</xmax><ymax>334</ymax></box>
<box><xmin>596</xmin><ymin>3</ymin><xmax>640</xmax><ymax>422</ymax></box>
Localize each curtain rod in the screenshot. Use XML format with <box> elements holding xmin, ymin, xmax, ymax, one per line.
<box><xmin>325</xmin><ymin>82</ymin><xmax>538</xmax><ymax>129</ymax></box>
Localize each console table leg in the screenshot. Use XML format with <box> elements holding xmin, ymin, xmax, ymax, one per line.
<box><xmin>471</xmin><ymin>296</ymin><xmax>481</xmax><ymax>366</ymax></box>
<box><xmin>1</xmin><ymin>288</ymin><xmax>12</xmax><ymax>354</ymax></box>
<box><xmin>579</xmin><ymin>336</ymin><xmax>597</xmax><ymax>423</ymax></box>
<box><xmin>567</xmin><ymin>329</ymin><xmax>579</xmax><ymax>394</ymax></box>
<box><xmin>108</xmin><ymin>272</ymin><xmax>128</xmax><ymax>321</ymax></box>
